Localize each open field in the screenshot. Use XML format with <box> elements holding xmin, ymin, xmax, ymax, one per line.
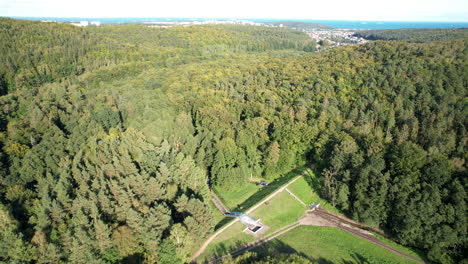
<box><xmin>199</xmin><ymin>167</ymin><xmax>426</xmax><ymax>264</ymax></box>
<box><xmin>200</xmin><ymin>188</ymin><xmax>307</xmax><ymax>262</ymax></box>
<box><xmin>214</xmin><ymin>168</ymin><xmax>307</xmax><ymax>212</ymax></box>
<box><xmin>250</xmin><ymin>191</ymin><xmax>304</xmax><ymax>230</ymax></box>
<box><xmin>251</xmin><ymin>226</ymin><xmax>424</xmax><ymax>264</ymax></box>
<box><xmin>211</xmin><ymin>168</ymin><xmax>309</xmax><ymax>230</ymax></box>
<box><xmin>287</xmin><ymin>174</ymin><xmax>340</xmax><ymax>213</ymax></box>
<box><xmin>200</xmin><ymin>221</ymin><xmax>255</xmax><ymax>262</ymax></box>
<box><xmin>213</xmin><ymin>183</ymin><xmax>261</xmax><ymax>211</ymax></box>
<box><xmin>374</xmin><ymin>234</ymin><xmax>429</xmax><ymax>263</ymax></box>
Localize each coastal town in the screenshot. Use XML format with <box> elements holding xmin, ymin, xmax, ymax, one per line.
<box><xmin>307</xmin><ymin>29</ymin><xmax>369</xmax><ymax>46</ymax></box>
<box><xmin>55</xmin><ymin>19</ymin><xmax>369</xmax><ymax>48</ymax></box>
<box><xmin>142</xmin><ymin>20</ymin><xmax>369</xmax><ymax>47</ymax></box>
<box><xmin>143</xmin><ymin>20</ymin><xmax>369</xmax><ymax>47</ymax></box>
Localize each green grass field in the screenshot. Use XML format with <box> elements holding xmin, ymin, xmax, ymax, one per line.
<box><xmin>200</xmin><ymin>221</ymin><xmax>255</xmax><ymax>262</ymax></box>
<box><xmin>213</xmin><ymin>183</ymin><xmax>261</xmax><ymax>211</ymax></box>
<box><xmin>200</xmin><ymin>187</ymin><xmax>309</xmax><ymax>262</ymax></box>
<box><xmin>211</xmin><ymin>168</ymin><xmax>310</xmax><ymax>230</ymax></box>
<box><xmin>250</xmin><ymin>191</ymin><xmax>305</xmax><ymax>230</ymax></box>
<box><xmin>201</xmin><ymin>168</ymin><xmax>426</xmax><ymax>264</ymax></box>
<box><xmin>213</xmin><ymin>168</ymin><xmax>308</xmax><ymax>212</ymax></box>
<box><xmin>252</xmin><ymin>226</ymin><xmax>424</xmax><ymax>264</ymax></box>
<box><xmin>374</xmin><ymin>234</ymin><xmax>429</xmax><ymax>263</ymax></box>
<box><xmin>287</xmin><ymin>173</ymin><xmax>340</xmax><ymax>213</ymax></box>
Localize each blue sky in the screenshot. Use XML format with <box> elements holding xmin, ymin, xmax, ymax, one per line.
<box><xmin>1</xmin><ymin>0</ymin><xmax>467</xmax><ymax>21</ymax></box>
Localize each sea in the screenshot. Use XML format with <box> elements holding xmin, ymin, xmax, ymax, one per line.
<box><xmin>9</xmin><ymin>17</ymin><xmax>468</xmax><ymax>30</ymax></box>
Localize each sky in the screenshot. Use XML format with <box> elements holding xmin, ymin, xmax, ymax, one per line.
<box><xmin>1</xmin><ymin>0</ymin><xmax>467</xmax><ymax>21</ymax></box>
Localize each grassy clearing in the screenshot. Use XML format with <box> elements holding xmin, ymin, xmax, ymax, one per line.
<box><xmin>211</xmin><ymin>167</ymin><xmax>309</xmax><ymax>230</ymax></box>
<box><xmin>203</xmin><ymin>168</ymin><xmax>315</xmax><ymax>261</ymax></box>
<box><xmin>252</xmin><ymin>226</ymin><xmax>422</xmax><ymax>264</ymax></box>
<box><xmin>232</xmin><ymin>168</ymin><xmax>307</xmax><ymax>211</ymax></box>
<box><xmin>213</xmin><ymin>166</ymin><xmax>308</xmax><ymax>212</ymax></box>
<box><xmin>374</xmin><ymin>234</ymin><xmax>428</xmax><ymax>263</ymax></box>
<box><xmin>288</xmin><ymin>173</ymin><xmax>340</xmax><ymax>214</ymax></box>
<box><xmin>203</xmin><ymin>169</ymin><xmax>426</xmax><ymax>264</ymax></box>
<box><xmin>287</xmin><ymin>176</ymin><xmax>315</xmax><ymax>205</ymax></box>
<box><xmin>199</xmin><ymin>221</ymin><xmax>255</xmax><ymax>262</ymax></box>
<box><xmin>213</xmin><ymin>183</ymin><xmax>261</xmax><ymax>211</ymax></box>
<box><xmin>201</xmin><ymin>187</ymin><xmax>309</xmax><ymax>262</ymax></box>
<box><xmin>250</xmin><ymin>191</ymin><xmax>305</xmax><ymax>230</ymax></box>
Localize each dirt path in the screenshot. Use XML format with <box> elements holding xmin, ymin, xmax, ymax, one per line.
<box><xmin>211</xmin><ymin>193</ymin><xmax>228</xmax><ymax>214</ymax></box>
<box><xmin>302</xmin><ymin>208</ymin><xmax>424</xmax><ymax>264</ymax></box>
<box><xmin>191</xmin><ymin>169</ymin><xmax>311</xmax><ymax>262</ymax></box>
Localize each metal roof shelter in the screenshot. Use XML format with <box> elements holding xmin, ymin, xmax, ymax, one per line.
<box><xmin>225</xmin><ymin>212</ymin><xmax>263</xmax><ymax>233</ymax></box>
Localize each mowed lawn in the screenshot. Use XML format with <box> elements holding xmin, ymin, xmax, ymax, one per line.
<box><xmin>287</xmin><ymin>176</ymin><xmax>316</xmax><ymax>205</ymax></box>
<box><xmin>252</xmin><ymin>226</ymin><xmax>424</xmax><ymax>264</ymax></box>
<box><xmin>199</xmin><ymin>221</ymin><xmax>255</xmax><ymax>262</ymax></box>
<box><xmin>200</xmin><ymin>188</ymin><xmax>308</xmax><ymax>262</ymax></box>
<box><xmin>213</xmin><ymin>167</ymin><xmax>309</xmax><ymax>212</ymax></box>
<box><xmin>250</xmin><ymin>191</ymin><xmax>305</xmax><ymax>230</ymax></box>
<box><xmin>213</xmin><ymin>183</ymin><xmax>261</xmax><ymax>210</ymax></box>
<box><xmin>287</xmin><ymin>174</ymin><xmax>340</xmax><ymax>213</ymax></box>
<box><xmin>202</xmin><ymin>169</ymin><xmax>317</xmax><ymax>261</ymax></box>
<box><xmin>202</xmin><ymin>171</ymin><xmax>426</xmax><ymax>264</ymax></box>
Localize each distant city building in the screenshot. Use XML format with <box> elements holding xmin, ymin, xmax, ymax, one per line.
<box><xmin>70</xmin><ymin>21</ymin><xmax>89</xmax><ymax>27</ymax></box>
<box><xmin>69</xmin><ymin>21</ymin><xmax>100</xmax><ymax>27</ymax></box>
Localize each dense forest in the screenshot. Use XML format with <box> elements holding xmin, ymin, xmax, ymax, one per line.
<box><xmin>0</xmin><ymin>18</ymin><xmax>466</xmax><ymax>263</ymax></box>
<box><xmin>353</xmin><ymin>28</ymin><xmax>468</xmax><ymax>43</ymax></box>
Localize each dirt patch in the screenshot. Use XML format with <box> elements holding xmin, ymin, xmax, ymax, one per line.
<box><xmin>300</xmin><ymin>212</ymin><xmax>335</xmax><ymax>227</ymax></box>
<box><xmin>300</xmin><ymin>209</ymin><xmax>423</xmax><ymax>264</ymax></box>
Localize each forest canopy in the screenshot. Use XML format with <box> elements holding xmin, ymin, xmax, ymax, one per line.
<box><xmin>353</xmin><ymin>28</ymin><xmax>468</xmax><ymax>43</ymax></box>
<box><xmin>0</xmin><ymin>18</ymin><xmax>466</xmax><ymax>263</ymax></box>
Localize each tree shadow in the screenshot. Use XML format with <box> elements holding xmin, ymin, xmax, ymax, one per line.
<box><xmin>231</xmin><ymin>168</ymin><xmax>304</xmax><ymax>212</ymax></box>
<box><xmin>342</xmin><ymin>252</ymin><xmax>370</xmax><ymax>264</ymax></box>
<box><xmin>250</xmin><ymin>239</ymin><xmax>315</xmax><ymax>263</ymax></box>
<box><xmin>302</xmin><ymin>168</ymin><xmax>325</xmax><ymax>198</ymax></box>
<box><xmin>214</xmin><ymin>216</ymin><xmax>233</xmax><ymax>230</ymax></box>
<box><xmin>120</xmin><ymin>253</ymin><xmax>143</xmax><ymax>264</ymax></box>
<box><xmin>204</xmin><ymin>240</ymin><xmax>248</xmax><ymax>264</ymax></box>
<box><xmin>205</xmin><ymin>238</ymin><xmax>375</xmax><ymax>264</ymax></box>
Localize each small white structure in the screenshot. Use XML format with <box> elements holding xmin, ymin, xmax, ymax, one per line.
<box><xmin>307</xmin><ymin>202</ymin><xmax>321</xmax><ymax>212</ymax></box>
<box><xmin>90</xmin><ymin>21</ymin><xmax>101</xmax><ymax>26</ymax></box>
<box><xmin>239</xmin><ymin>214</ymin><xmax>259</xmax><ymax>228</ymax></box>
<box><xmin>239</xmin><ymin>214</ymin><xmax>264</xmax><ymax>233</ymax></box>
<box><xmin>70</xmin><ymin>21</ymin><xmax>89</xmax><ymax>27</ymax></box>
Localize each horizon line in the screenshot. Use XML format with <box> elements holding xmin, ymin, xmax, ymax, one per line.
<box><xmin>4</xmin><ymin>16</ymin><xmax>468</xmax><ymax>23</ymax></box>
